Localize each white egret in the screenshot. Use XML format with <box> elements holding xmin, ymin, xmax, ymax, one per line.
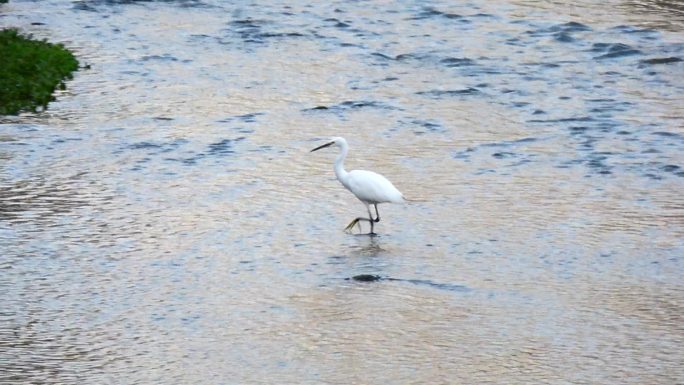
<box><xmin>310</xmin><ymin>137</ymin><xmax>405</xmax><ymax>234</ymax></box>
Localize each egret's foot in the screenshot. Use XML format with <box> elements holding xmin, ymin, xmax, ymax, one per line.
<box><xmin>344</xmin><ymin>218</ymin><xmax>360</xmax><ymax>233</ymax></box>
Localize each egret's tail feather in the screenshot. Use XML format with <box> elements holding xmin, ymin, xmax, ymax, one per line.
<box><xmin>403</xmin><ymin>196</ymin><xmax>428</xmax><ymax>203</ymax></box>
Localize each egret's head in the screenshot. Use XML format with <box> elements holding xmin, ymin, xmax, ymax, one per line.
<box><xmin>310</xmin><ymin>137</ymin><xmax>346</xmax><ymax>152</ymax></box>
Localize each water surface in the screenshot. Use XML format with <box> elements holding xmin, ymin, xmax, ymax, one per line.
<box><xmin>1</xmin><ymin>0</ymin><xmax>683</xmax><ymax>383</ymax></box>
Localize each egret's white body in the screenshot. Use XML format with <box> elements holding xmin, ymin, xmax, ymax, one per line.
<box><xmin>342</xmin><ymin>169</ymin><xmax>405</xmax><ymax>205</ymax></box>
<box><xmin>311</xmin><ymin>137</ymin><xmax>404</xmax><ymax>234</ymax></box>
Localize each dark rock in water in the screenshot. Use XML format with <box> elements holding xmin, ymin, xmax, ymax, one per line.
<box><xmin>350</xmin><ymin>274</ymin><xmax>382</xmax><ymax>282</ymax></box>
<box><xmin>639</xmin><ymin>57</ymin><xmax>682</xmax><ymax>65</ymax></box>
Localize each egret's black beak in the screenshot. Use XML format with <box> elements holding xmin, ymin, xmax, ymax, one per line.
<box><xmin>310</xmin><ymin>141</ymin><xmax>334</xmax><ymax>152</ymax></box>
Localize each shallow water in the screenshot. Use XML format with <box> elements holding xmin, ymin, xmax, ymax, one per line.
<box><xmin>1</xmin><ymin>0</ymin><xmax>683</xmax><ymax>384</ymax></box>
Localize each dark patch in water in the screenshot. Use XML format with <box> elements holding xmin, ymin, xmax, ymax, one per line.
<box><xmin>454</xmin><ymin>138</ymin><xmax>537</xmax><ymax>167</ymax></box>
<box><xmin>639</xmin><ymin>57</ymin><xmax>682</xmax><ymax>66</ymax></box>
<box><xmin>662</xmin><ymin>164</ymin><xmax>681</xmax><ymax>173</ymax></box>
<box><xmin>350</xmin><ymin>274</ymin><xmax>382</xmax><ymax>282</ymax></box>
<box><xmin>207</xmin><ymin>139</ymin><xmax>235</xmax><ymax>156</ymax></box>
<box><xmin>140</xmin><ymin>54</ymin><xmax>178</xmax><ymax>62</ymax></box>
<box><xmin>224</xmin><ymin>18</ymin><xmax>304</xmax><ymax>45</ymax></box>
<box><xmin>440</xmin><ymin>57</ymin><xmax>475</xmax><ymax>67</ymax></box>
<box><xmin>452</xmin><ymin>147</ymin><xmax>475</xmax><ymax>160</ymax></box>
<box><xmin>258</xmin><ymin>32</ymin><xmax>305</xmax><ymax>38</ymax></box>
<box><xmin>416</xmin><ymin>88</ymin><xmax>480</xmax><ymax>97</ymax></box>
<box><xmin>586</xmin><ymin>153</ymin><xmax>613</xmax><ymax>174</ymax></box>
<box><xmin>371</xmin><ymin>52</ymin><xmax>475</xmax><ymax>68</ymax></box>
<box><xmin>303</xmin><ymin>100</ymin><xmax>396</xmax><ymax>113</ymax></box>
<box><xmin>526</xmin><ymin>22</ymin><xmax>590</xmax><ymax>42</ymax></box>
<box><xmin>653</xmin><ymin>131</ymin><xmax>684</xmax><ymax>140</ymax></box>
<box><xmin>207</xmin><ymin>137</ymin><xmax>245</xmax><ymax>156</ymax></box>
<box><xmin>159</xmin><ymin>137</ymin><xmax>244</xmax><ymax>166</ymax></box>
<box><xmin>324</xmin><ymin>18</ymin><xmax>351</xmax><ymax>28</ymax></box>
<box><xmin>165</xmin><ymin>155</ymin><xmax>203</xmax><ymax>166</ymax></box>
<box><xmin>399</xmin><ymin>279</ymin><xmax>470</xmax><ymax>292</ymax></box>
<box><xmin>126</xmin><ymin>139</ymin><xmax>188</xmax><ymax>157</ymax></box>
<box><xmin>371</xmin><ymin>52</ymin><xmax>433</xmax><ymax>63</ymax></box>
<box><xmin>371</xmin><ymin>52</ymin><xmax>395</xmax><ymax>61</ymax></box>
<box><xmin>235</xmin><ymin>113</ymin><xmax>263</xmax><ymax>122</ymax></box>
<box><xmin>337</xmin><ymin>100</ymin><xmax>390</xmax><ymax>109</ymax></box>
<box><xmin>529</xmin><ymin>116</ymin><xmax>594</xmax><ymax>124</ymax></box>
<box><xmin>412</xmin><ymin>7</ymin><xmax>464</xmax><ymax>20</ymax></box>
<box><xmin>346</xmin><ymin>275</ymin><xmax>470</xmax><ymax>292</ymax></box>
<box><xmin>395</xmin><ymin>53</ymin><xmax>430</xmax><ymax>61</ymax></box>
<box><xmin>554</xmin><ymin>32</ymin><xmax>576</xmax><ymax>43</ymax></box>
<box><xmin>129</xmin><ymin>142</ymin><xmax>163</xmax><ymax>150</ymax></box>
<box><xmin>569</xmin><ymin>126</ymin><xmax>589</xmax><ymax>134</ymax></box>
<box><xmin>610</xmin><ymin>25</ymin><xmax>658</xmax><ymax>35</ymax></box>
<box><xmin>482</xmin><ymin>137</ymin><xmax>538</xmax><ymax>147</ymax></box>
<box><xmin>591</xmin><ymin>43</ymin><xmax>642</xmax><ymax>59</ymax></box>
<box><xmin>415</xmin><ymin>120</ymin><xmax>442</xmax><ymax>131</ymax></box>
<box><xmin>492</xmin><ymin>152</ymin><xmax>516</xmax><ymax>159</ymax></box>
<box><xmin>217</xmin><ymin>112</ymin><xmax>264</xmax><ymax>123</ymax></box>
<box><xmin>407</xmin><ymin>119</ymin><xmax>445</xmax><ymax>135</ymax></box>
<box><xmin>549</xmin><ymin>21</ymin><xmax>591</xmax><ymax>33</ymax></box>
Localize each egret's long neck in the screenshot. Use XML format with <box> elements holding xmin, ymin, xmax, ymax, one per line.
<box><xmin>334</xmin><ymin>141</ymin><xmax>349</xmax><ymax>184</ymax></box>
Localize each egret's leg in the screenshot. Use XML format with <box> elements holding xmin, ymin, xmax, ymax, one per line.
<box><xmin>366</xmin><ymin>205</ymin><xmax>375</xmax><ymax>234</ymax></box>
<box><xmin>373</xmin><ymin>204</ymin><xmax>381</xmax><ymax>223</ymax></box>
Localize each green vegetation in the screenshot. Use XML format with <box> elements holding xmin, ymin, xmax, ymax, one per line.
<box><xmin>0</xmin><ymin>28</ymin><xmax>78</xmax><ymax>115</ymax></box>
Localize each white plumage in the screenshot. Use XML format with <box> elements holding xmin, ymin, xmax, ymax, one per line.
<box><xmin>345</xmin><ymin>170</ymin><xmax>405</xmax><ymax>205</ymax></box>
<box><xmin>311</xmin><ymin>137</ymin><xmax>404</xmax><ymax>234</ymax></box>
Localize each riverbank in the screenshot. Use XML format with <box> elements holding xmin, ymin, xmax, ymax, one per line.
<box><xmin>0</xmin><ymin>28</ymin><xmax>78</xmax><ymax>115</ymax></box>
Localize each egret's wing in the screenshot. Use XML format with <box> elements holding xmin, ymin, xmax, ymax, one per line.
<box><xmin>347</xmin><ymin>170</ymin><xmax>404</xmax><ymax>203</ymax></box>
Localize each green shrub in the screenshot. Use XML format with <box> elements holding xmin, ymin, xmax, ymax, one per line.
<box><xmin>0</xmin><ymin>28</ymin><xmax>78</xmax><ymax>115</ymax></box>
